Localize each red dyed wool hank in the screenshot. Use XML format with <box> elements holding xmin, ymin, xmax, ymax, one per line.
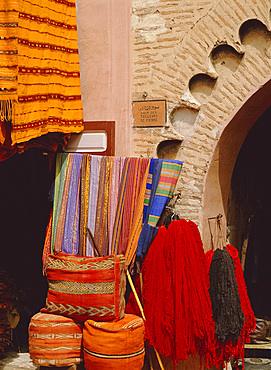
<box><xmin>141</xmin><ymin>219</ymin><xmax>217</xmax><ymax>368</ymax></box>
<box><xmin>141</xmin><ymin>226</ymin><xmax>173</xmax><ymax>358</ymax></box>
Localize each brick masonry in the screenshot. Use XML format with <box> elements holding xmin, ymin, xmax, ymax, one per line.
<box><xmin>131</xmin><ymin>0</ymin><xmax>271</xmax><ymax>233</ymax></box>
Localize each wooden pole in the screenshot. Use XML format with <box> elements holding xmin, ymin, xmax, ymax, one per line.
<box><xmin>126</xmin><ymin>270</ymin><xmax>165</xmax><ymax>370</ymax></box>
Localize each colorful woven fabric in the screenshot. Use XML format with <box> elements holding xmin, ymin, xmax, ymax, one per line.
<box><xmin>0</xmin><ymin>0</ymin><xmax>84</xmax><ymax>147</ymax></box>
<box><xmin>136</xmin><ymin>159</ymin><xmax>183</xmax><ymax>259</ymax></box>
<box><xmin>78</xmin><ymin>154</ymin><xmax>91</xmax><ymax>256</ymax></box>
<box><xmin>46</xmin><ymin>153</ymin><xmax>182</xmax><ymax>263</ymax></box>
<box><xmin>51</xmin><ymin>153</ymin><xmax>82</xmax><ymax>254</ymax></box>
<box><xmin>147</xmin><ymin>159</ymin><xmax>183</xmax><ymax>227</ymax></box>
<box><xmin>143</xmin><ymin>158</ymin><xmax>163</xmax><ymax>223</ymax></box>
<box><xmin>94</xmin><ymin>156</ymin><xmax>114</xmax><ymax>257</ymax></box>
<box><xmin>51</xmin><ymin>152</ymin><xmax>69</xmax><ymax>253</ymax></box>
<box><xmin>42</xmin><ymin>252</ymin><xmax>126</xmax><ymax>322</ymax></box>
<box><xmin>111</xmin><ymin>158</ymin><xmax>130</xmax><ymax>255</ymax></box>
<box><xmin>28</xmin><ymin>312</ymin><xmax>84</xmax><ymax>367</ymax></box>
<box><xmin>83</xmin><ymin>314</ymin><xmax>145</xmax><ymax>370</ymax></box>
<box><xmin>124</xmin><ymin>160</ymin><xmax>150</xmax><ymax>266</ymax></box>
<box><xmin>118</xmin><ymin>157</ymin><xmax>150</xmax><ymax>256</ymax></box>
<box><xmin>86</xmin><ymin>155</ymin><xmax>101</xmax><ymax>257</ymax></box>
<box><xmin>108</xmin><ymin>157</ymin><xmax>125</xmax><ymax>254</ymax></box>
<box><xmin>62</xmin><ymin>153</ymin><xmax>82</xmax><ymax>254</ymax></box>
<box><xmin>42</xmin><ymin>210</ymin><xmax>53</xmax><ymax>269</ymax></box>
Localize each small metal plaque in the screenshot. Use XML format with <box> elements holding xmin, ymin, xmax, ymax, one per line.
<box><xmin>132</xmin><ymin>100</ymin><xmax>166</xmax><ymax>127</ymax></box>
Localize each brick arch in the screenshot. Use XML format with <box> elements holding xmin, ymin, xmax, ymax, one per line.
<box><xmin>201</xmin><ymin>76</ymin><xmax>271</xmax><ymax>249</ymax></box>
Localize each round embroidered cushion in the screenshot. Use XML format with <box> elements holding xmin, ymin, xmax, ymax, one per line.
<box><xmin>28</xmin><ymin>312</ymin><xmax>83</xmax><ymax>367</ymax></box>
<box><xmin>83</xmin><ymin>314</ymin><xmax>145</xmax><ymax>370</ymax></box>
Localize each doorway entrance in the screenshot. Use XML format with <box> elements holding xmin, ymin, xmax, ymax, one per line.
<box><xmin>0</xmin><ymin>148</ymin><xmax>53</xmax><ymax>351</ymax></box>
<box><xmin>227</xmin><ymin>106</ymin><xmax>271</xmax><ymax>321</ymax></box>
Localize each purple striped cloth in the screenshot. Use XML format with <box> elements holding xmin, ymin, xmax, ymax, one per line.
<box><xmin>62</xmin><ymin>153</ymin><xmax>83</xmax><ymax>254</ymax></box>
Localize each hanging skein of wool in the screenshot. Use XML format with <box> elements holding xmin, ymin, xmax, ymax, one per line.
<box><xmin>225</xmin><ymin>244</ymin><xmax>256</xmax><ymax>370</ymax></box>
<box><xmin>208</xmin><ymin>248</ymin><xmax>244</xmax><ymax>343</ymax></box>
<box><xmin>206</xmin><ymin>247</ymin><xmax>252</xmax><ymax>369</ymax></box>
<box><xmin>142</xmin><ymin>219</ymin><xmax>217</xmax><ymax>368</ymax></box>
<box><xmin>141</xmin><ymin>225</ymin><xmax>173</xmax><ymax>358</ymax></box>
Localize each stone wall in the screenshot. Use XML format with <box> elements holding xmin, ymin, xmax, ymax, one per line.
<box><xmin>131</xmin><ymin>0</ymin><xmax>271</xmax><ymax>242</ymax></box>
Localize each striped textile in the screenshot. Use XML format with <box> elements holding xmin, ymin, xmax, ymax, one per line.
<box><xmin>143</xmin><ymin>159</ymin><xmax>163</xmax><ymax>224</ymax></box>
<box><xmin>46</xmin><ymin>154</ymin><xmax>182</xmax><ymax>264</ymax></box>
<box><xmin>62</xmin><ymin>153</ymin><xmax>82</xmax><ymax>255</ymax></box>
<box><xmin>136</xmin><ymin>159</ymin><xmax>183</xmax><ymax>259</ymax></box>
<box><xmin>118</xmin><ymin>158</ymin><xmax>148</xmax><ymax>255</ymax></box>
<box><xmin>111</xmin><ymin>158</ymin><xmax>130</xmax><ymax>255</ymax></box>
<box><xmin>29</xmin><ymin>312</ymin><xmax>84</xmax><ymax>367</ymax></box>
<box><xmin>78</xmin><ymin>154</ymin><xmax>91</xmax><ymax>256</ymax></box>
<box><xmin>108</xmin><ymin>157</ymin><xmax>125</xmax><ymax>254</ymax></box>
<box><xmin>142</xmin><ymin>159</ymin><xmax>155</xmax><ymax>223</ymax></box>
<box><xmin>94</xmin><ymin>156</ymin><xmax>114</xmax><ymax>257</ymax></box>
<box><xmin>147</xmin><ymin>160</ymin><xmax>183</xmax><ymax>227</ymax></box>
<box><xmin>54</xmin><ymin>154</ymin><xmax>74</xmax><ymax>253</ymax></box>
<box><xmin>0</xmin><ymin>0</ymin><xmax>83</xmax><ymax>146</ymax></box>
<box><xmin>86</xmin><ymin>155</ymin><xmax>101</xmax><ymax>257</ymax></box>
<box><xmin>51</xmin><ymin>153</ymin><xmax>69</xmax><ymax>253</ymax></box>
<box><xmin>124</xmin><ymin>161</ymin><xmax>150</xmax><ymax>266</ymax></box>
<box><xmin>42</xmin><ymin>210</ymin><xmax>53</xmax><ymax>269</ymax></box>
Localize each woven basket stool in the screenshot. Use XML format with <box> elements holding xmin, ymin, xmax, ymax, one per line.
<box><xmin>28</xmin><ymin>312</ymin><xmax>84</xmax><ymax>367</ymax></box>
<box><xmin>83</xmin><ymin>313</ymin><xmax>145</xmax><ymax>370</ymax></box>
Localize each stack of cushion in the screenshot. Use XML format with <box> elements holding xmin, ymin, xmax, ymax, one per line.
<box><xmin>29</xmin><ymin>253</ymin><xmax>145</xmax><ymax>369</ymax></box>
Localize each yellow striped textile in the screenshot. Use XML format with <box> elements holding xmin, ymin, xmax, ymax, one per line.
<box><xmin>0</xmin><ymin>0</ymin><xmax>83</xmax><ymax>146</ymax></box>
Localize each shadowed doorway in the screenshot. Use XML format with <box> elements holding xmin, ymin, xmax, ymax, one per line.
<box><xmin>227</xmin><ymin>106</ymin><xmax>271</xmax><ymax>321</ymax></box>
<box><xmin>0</xmin><ymin>148</ymin><xmax>53</xmax><ymax>351</ymax></box>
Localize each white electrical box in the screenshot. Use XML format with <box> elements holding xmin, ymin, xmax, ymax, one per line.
<box><xmin>64</xmin><ymin>130</ymin><xmax>107</xmax><ymax>153</ymax></box>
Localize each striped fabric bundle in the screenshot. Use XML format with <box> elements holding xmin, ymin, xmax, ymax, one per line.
<box><xmin>52</xmin><ymin>153</ymin><xmax>83</xmax><ymax>255</ymax></box>
<box><xmin>0</xmin><ymin>0</ymin><xmax>83</xmax><ymax>149</ymax></box>
<box><xmin>136</xmin><ymin>159</ymin><xmax>183</xmax><ymax>259</ymax></box>
<box><xmin>46</xmin><ymin>153</ymin><xmax>182</xmax><ymax>267</ymax></box>
<box><xmin>86</xmin><ymin>155</ymin><xmax>102</xmax><ymax>256</ymax></box>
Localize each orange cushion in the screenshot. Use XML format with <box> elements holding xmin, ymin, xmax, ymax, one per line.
<box><xmin>28</xmin><ymin>312</ymin><xmax>83</xmax><ymax>367</ymax></box>
<box><xmin>41</xmin><ymin>252</ymin><xmax>126</xmax><ymax>322</ymax></box>
<box><xmin>83</xmin><ymin>314</ymin><xmax>145</xmax><ymax>370</ymax></box>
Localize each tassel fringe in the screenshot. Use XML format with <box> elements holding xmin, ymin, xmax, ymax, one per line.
<box><xmin>0</xmin><ymin>99</ymin><xmax>14</xmax><ymax>123</ymax></box>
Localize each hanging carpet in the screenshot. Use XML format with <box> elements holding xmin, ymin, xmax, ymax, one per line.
<box><xmin>0</xmin><ymin>0</ymin><xmax>84</xmax><ymax>159</ymax></box>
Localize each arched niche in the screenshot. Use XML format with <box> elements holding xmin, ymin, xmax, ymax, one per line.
<box><xmin>202</xmin><ymin>76</ymin><xmax>271</xmax><ymax>250</ymax></box>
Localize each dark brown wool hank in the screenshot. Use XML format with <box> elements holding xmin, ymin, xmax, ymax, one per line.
<box><xmin>209</xmin><ymin>248</ymin><xmax>244</xmax><ymax>344</ymax></box>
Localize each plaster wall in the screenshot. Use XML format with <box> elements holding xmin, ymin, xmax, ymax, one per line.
<box><xmin>76</xmin><ymin>0</ymin><xmax>132</xmax><ymax>157</ymax></box>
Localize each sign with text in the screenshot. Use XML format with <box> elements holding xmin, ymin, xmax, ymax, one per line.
<box><xmin>132</xmin><ymin>100</ymin><xmax>166</xmax><ymax>127</ymax></box>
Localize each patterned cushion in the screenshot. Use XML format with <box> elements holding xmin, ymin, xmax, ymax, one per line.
<box><xmin>28</xmin><ymin>312</ymin><xmax>83</xmax><ymax>367</ymax></box>
<box><xmin>41</xmin><ymin>253</ymin><xmax>126</xmax><ymax>322</ymax></box>
<box><xmin>83</xmin><ymin>314</ymin><xmax>145</xmax><ymax>370</ymax></box>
